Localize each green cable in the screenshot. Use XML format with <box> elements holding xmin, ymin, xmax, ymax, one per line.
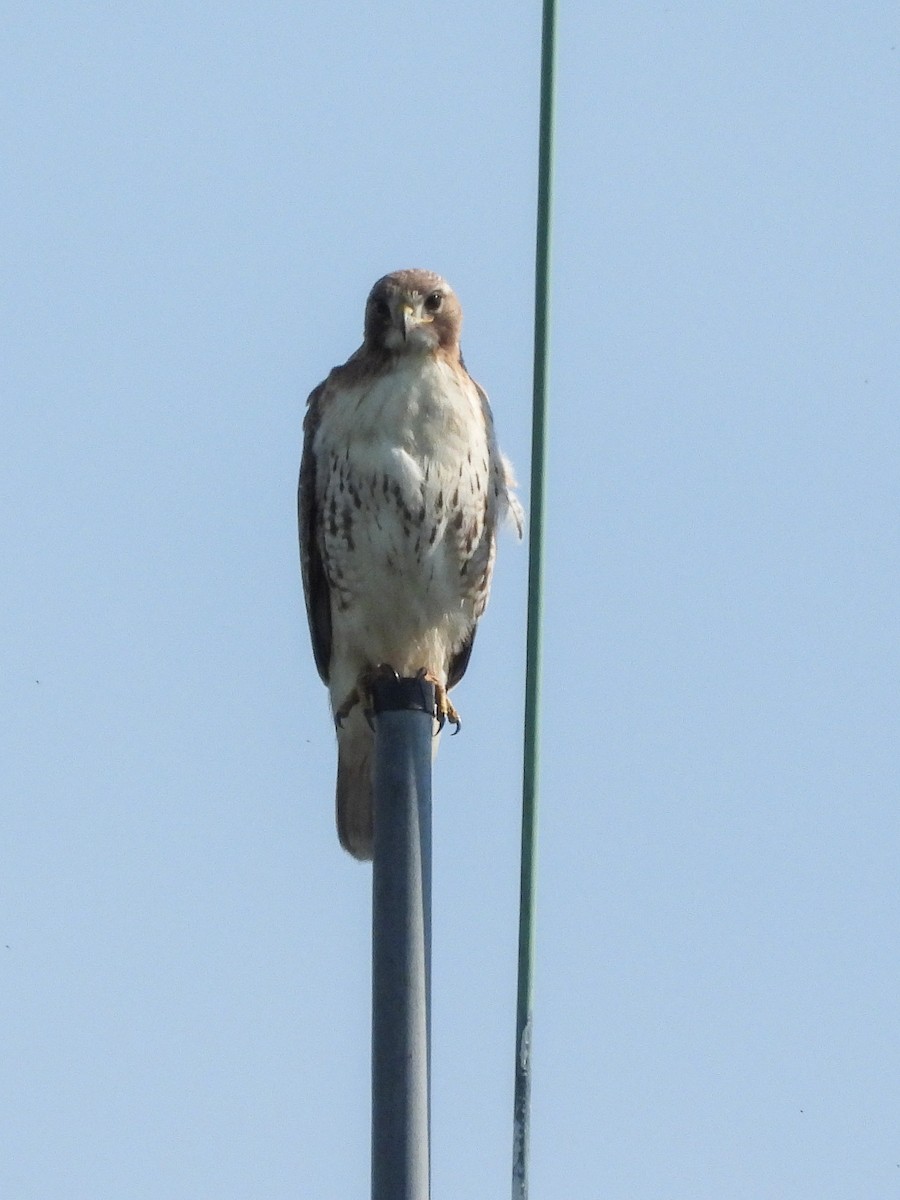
<box><xmin>513</xmin><ymin>1</ymin><xmax>556</xmax><ymax>1196</ymax></box>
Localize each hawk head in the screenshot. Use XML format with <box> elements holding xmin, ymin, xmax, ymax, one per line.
<box><xmin>363</xmin><ymin>269</ymin><xmax>463</xmax><ymax>357</ymax></box>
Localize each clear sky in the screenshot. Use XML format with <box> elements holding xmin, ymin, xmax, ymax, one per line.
<box><xmin>3</xmin><ymin>3</ymin><xmax>899</xmax><ymax>1197</ymax></box>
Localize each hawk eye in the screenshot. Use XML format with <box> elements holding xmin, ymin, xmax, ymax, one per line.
<box><xmin>373</xmin><ymin>298</ymin><xmax>391</xmax><ymax>320</ymax></box>
<box><xmin>424</xmin><ymin>291</ymin><xmax>443</xmax><ymax>313</ymax></box>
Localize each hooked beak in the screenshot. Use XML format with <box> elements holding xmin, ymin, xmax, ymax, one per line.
<box><xmin>400</xmin><ymin>302</ymin><xmax>416</xmax><ymax>342</ymax></box>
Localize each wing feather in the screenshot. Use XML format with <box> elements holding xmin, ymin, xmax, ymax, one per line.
<box><xmin>298</xmin><ymin>381</ymin><xmax>332</xmax><ymax>684</ymax></box>
<box><xmin>445</xmin><ymin>374</ymin><xmax>522</xmax><ymax>690</ymax></box>
<box><xmin>448</xmin><ymin>625</ymin><xmax>477</xmax><ymax>689</ymax></box>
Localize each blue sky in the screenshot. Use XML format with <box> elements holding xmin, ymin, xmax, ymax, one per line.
<box><xmin>3</xmin><ymin>3</ymin><xmax>899</xmax><ymax>1196</ymax></box>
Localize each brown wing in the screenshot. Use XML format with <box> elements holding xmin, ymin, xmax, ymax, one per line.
<box><xmin>445</xmin><ymin>372</ymin><xmax>507</xmax><ymax>690</ymax></box>
<box><xmin>448</xmin><ymin>625</ymin><xmax>477</xmax><ymax>689</ymax></box>
<box><xmin>298</xmin><ymin>381</ymin><xmax>332</xmax><ymax>684</ymax></box>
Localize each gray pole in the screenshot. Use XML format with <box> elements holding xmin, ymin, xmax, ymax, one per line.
<box><xmin>371</xmin><ymin>675</ymin><xmax>434</xmax><ymax>1200</ymax></box>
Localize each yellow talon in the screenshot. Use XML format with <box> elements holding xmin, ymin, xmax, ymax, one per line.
<box><xmin>417</xmin><ymin>669</ymin><xmax>462</xmax><ymax>734</ymax></box>
<box><xmin>334</xmin><ymin>664</ymin><xmax>400</xmax><ymax>730</ymax></box>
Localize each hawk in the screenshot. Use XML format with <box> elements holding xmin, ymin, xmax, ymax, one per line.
<box><xmin>298</xmin><ymin>269</ymin><xmax>523</xmax><ymax>859</ymax></box>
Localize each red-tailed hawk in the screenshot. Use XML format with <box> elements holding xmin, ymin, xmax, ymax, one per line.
<box><xmin>298</xmin><ymin>269</ymin><xmax>522</xmax><ymax>859</ymax></box>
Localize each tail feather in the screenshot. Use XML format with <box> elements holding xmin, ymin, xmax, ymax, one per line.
<box><xmin>336</xmin><ymin>721</ymin><xmax>374</xmax><ymax>861</ymax></box>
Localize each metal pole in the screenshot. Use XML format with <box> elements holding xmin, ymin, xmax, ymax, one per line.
<box><xmin>371</xmin><ymin>675</ymin><xmax>435</xmax><ymax>1200</ymax></box>
<box><xmin>514</xmin><ymin>0</ymin><xmax>557</xmax><ymax>1195</ymax></box>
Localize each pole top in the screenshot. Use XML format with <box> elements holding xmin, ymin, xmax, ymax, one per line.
<box><xmin>370</xmin><ymin>674</ymin><xmax>437</xmax><ymax>716</ymax></box>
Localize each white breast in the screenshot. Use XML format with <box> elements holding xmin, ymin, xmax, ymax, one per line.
<box><xmin>333</xmin><ymin>357</ymin><xmax>483</xmax><ymax>463</ymax></box>
<box><xmin>315</xmin><ymin>355</ymin><xmax>493</xmax><ymax>677</ymax></box>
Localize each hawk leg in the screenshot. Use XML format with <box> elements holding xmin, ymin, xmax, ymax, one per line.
<box><xmin>335</xmin><ymin>665</ymin><xmax>461</xmax><ymax>735</ymax></box>
<box><xmin>417</xmin><ymin>668</ymin><xmax>462</xmax><ymax>735</ymax></box>
<box><xmin>334</xmin><ymin>664</ymin><xmax>400</xmax><ymax>731</ymax></box>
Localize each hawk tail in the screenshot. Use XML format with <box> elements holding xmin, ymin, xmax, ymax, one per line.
<box><xmin>336</xmin><ymin>723</ymin><xmax>374</xmax><ymax>861</ymax></box>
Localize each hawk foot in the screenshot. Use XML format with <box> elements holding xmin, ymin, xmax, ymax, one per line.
<box><xmin>416</xmin><ymin>669</ymin><xmax>461</xmax><ymax>735</ymax></box>
<box><xmin>335</xmin><ymin>666</ymin><xmax>460</xmax><ymax>735</ymax></box>
<box><xmin>334</xmin><ymin>664</ymin><xmax>400</xmax><ymax>732</ymax></box>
